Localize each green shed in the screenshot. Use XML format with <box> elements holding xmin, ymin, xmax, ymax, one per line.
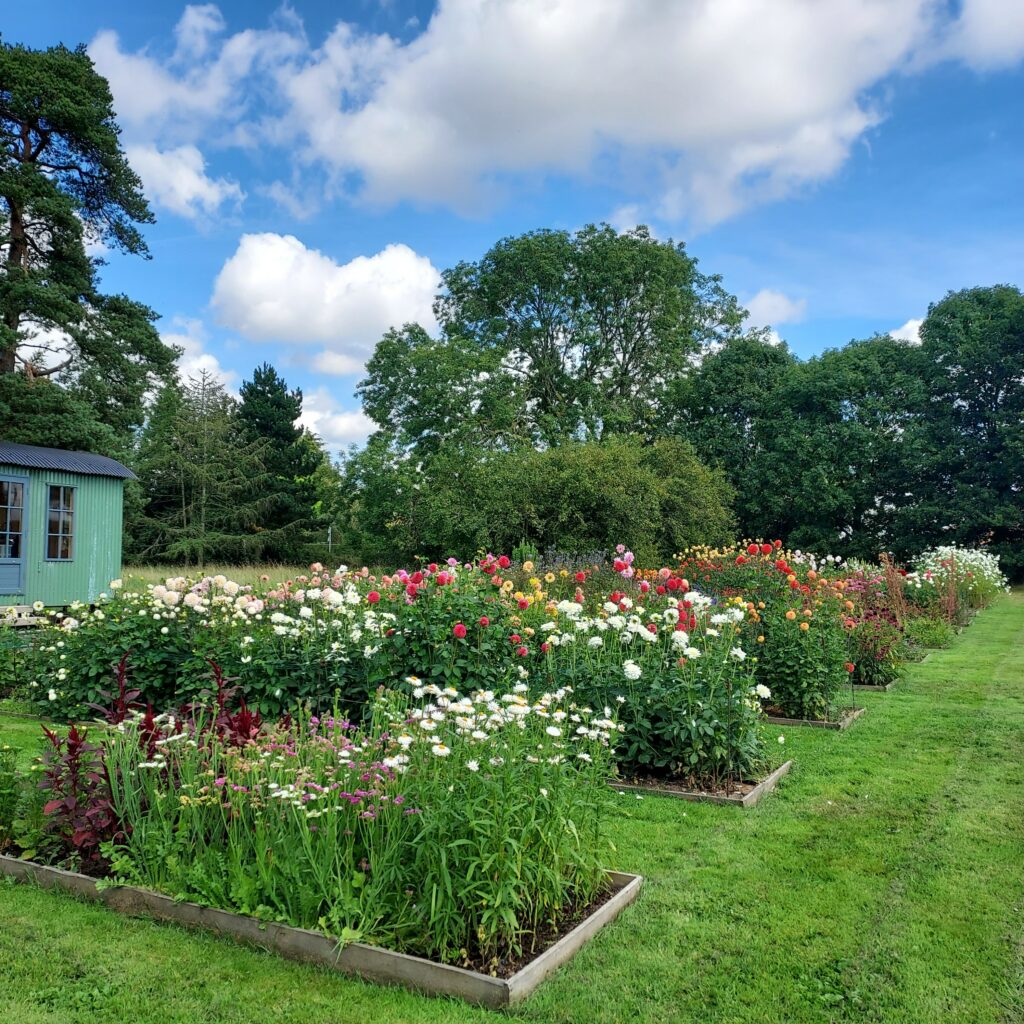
<box><xmin>0</xmin><ymin>441</ymin><xmax>135</xmax><ymax>608</ymax></box>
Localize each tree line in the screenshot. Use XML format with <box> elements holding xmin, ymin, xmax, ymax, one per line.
<box><xmin>2</xmin><ymin>41</ymin><xmax>1022</xmax><ymax>575</ymax></box>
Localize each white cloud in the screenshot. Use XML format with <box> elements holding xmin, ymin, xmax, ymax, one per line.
<box><xmin>89</xmin><ymin>13</ymin><xmax>303</xmax><ymax>142</ymax></box>
<box><xmin>890</xmin><ymin>317</ymin><xmax>923</xmax><ymax>344</ymax></box>
<box><xmin>299</xmin><ymin>388</ymin><xmax>376</xmax><ymax>449</ymax></box>
<box><xmin>162</xmin><ymin>317</ymin><xmax>237</xmax><ymax>387</ymax></box>
<box><xmin>940</xmin><ymin>0</ymin><xmax>1024</xmax><ymax>70</ymax></box>
<box><xmin>91</xmin><ymin>2</ymin><xmax>1024</xmax><ymax>224</ymax></box>
<box><xmin>211</xmin><ymin>233</ymin><xmax>440</xmax><ymax>373</ymax></box>
<box><xmin>127</xmin><ymin>144</ymin><xmax>244</xmax><ymax>219</ymax></box>
<box><xmin>269</xmin><ymin>0</ymin><xmax>934</xmax><ymax>220</ymax></box>
<box><xmin>607</xmin><ymin>204</ymin><xmax>645</xmax><ymax>234</ymax></box>
<box><xmin>172</xmin><ymin>3</ymin><xmax>226</xmax><ymax>62</ymax></box>
<box><xmin>744</xmin><ymin>289</ymin><xmax>807</xmax><ymax>328</ymax></box>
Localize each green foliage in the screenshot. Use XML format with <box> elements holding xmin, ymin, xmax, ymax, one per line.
<box><xmin>0</xmin><ymin>742</ymin><xmax>17</xmax><ymax>851</ymax></box>
<box><xmin>340</xmin><ymin>436</ymin><xmax>734</xmax><ymax>566</ymax></box>
<box><xmin>100</xmin><ymin>691</ymin><xmax>616</xmax><ymax>965</ymax></box>
<box><xmin>903</xmin><ymin>615</ymin><xmax>956</xmax><ymax>650</ymax></box>
<box><xmin>130</xmin><ymin>372</ymin><xmax>275</xmax><ymax>568</ymax></box>
<box><xmin>237</xmin><ymin>364</ymin><xmax>328</xmax><ymax>561</ymax></box>
<box><xmin>847</xmin><ymin>619</ymin><xmax>903</xmax><ymax>689</ymax></box>
<box><xmin>755</xmin><ymin>605</ymin><xmax>849</xmax><ymax>720</ymax></box>
<box><xmin>587</xmin><ymin>620</ymin><xmax>768</xmax><ymax>787</ymax></box>
<box><xmin>897</xmin><ymin>287</ymin><xmax>1024</xmax><ymax>577</ymax></box>
<box><xmin>359</xmin><ymin>223</ymin><xmax>748</xmax><ymax>454</ymax></box>
<box><xmin>0</xmin><ymin>40</ymin><xmax>175</xmax><ymax>444</ymax></box>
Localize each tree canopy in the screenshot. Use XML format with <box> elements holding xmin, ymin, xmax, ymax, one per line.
<box><xmin>0</xmin><ymin>39</ymin><xmax>175</xmax><ymax>451</ymax></box>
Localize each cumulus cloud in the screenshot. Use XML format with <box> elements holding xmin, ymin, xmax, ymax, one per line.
<box><xmin>940</xmin><ymin>0</ymin><xmax>1024</xmax><ymax>70</ymax></box>
<box><xmin>162</xmin><ymin>317</ymin><xmax>237</xmax><ymax>387</ymax></box>
<box><xmin>744</xmin><ymin>289</ymin><xmax>808</xmax><ymax>328</ymax></box>
<box><xmin>890</xmin><ymin>317</ymin><xmax>923</xmax><ymax>344</ymax></box>
<box><xmin>211</xmin><ymin>233</ymin><xmax>440</xmax><ymax>373</ymax></box>
<box><xmin>89</xmin><ymin>13</ymin><xmax>303</xmax><ymax>141</ymax></box>
<box><xmin>299</xmin><ymin>388</ymin><xmax>376</xmax><ymax>449</ymax></box>
<box><xmin>91</xmin><ymin>1</ymin><xmax>1024</xmax><ymax>224</ymax></box>
<box><xmin>127</xmin><ymin>144</ymin><xmax>244</xmax><ymax>218</ymax></box>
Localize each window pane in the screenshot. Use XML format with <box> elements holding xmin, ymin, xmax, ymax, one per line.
<box><xmin>59</xmin><ymin>511</ymin><xmax>72</xmax><ymax>537</ymax></box>
<box><xmin>9</xmin><ymin>534</ymin><xmax>20</xmax><ymax>559</ymax></box>
<box><xmin>10</xmin><ymin>483</ymin><xmax>22</xmax><ymax>508</ymax></box>
<box><xmin>8</xmin><ymin>508</ymin><xmax>20</xmax><ymax>535</ymax></box>
<box><xmin>0</xmin><ymin>482</ymin><xmax>7</xmax><ymax>506</ymax></box>
<box><xmin>59</xmin><ymin>534</ymin><xmax>72</xmax><ymax>560</ymax></box>
<box><xmin>0</xmin><ymin>533</ymin><xmax>8</xmax><ymax>556</ymax></box>
<box><xmin>48</xmin><ymin>511</ymin><xmax>61</xmax><ymax>537</ymax></box>
<box><xmin>0</xmin><ymin>509</ymin><xmax>6</xmax><ymax>533</ymax></box>
<box><xmin>48</xmin><ymin>486</ymin><xmax>60</xmax><ymax>511</ymax></box>
<box><xmin>47</xmin><ymin>534</ymin><xmax>59</xmax><ymax>560</ymax></box>
<box><xmin>63</xmin><ymin>488</ymin><xmax>74</xmax><ymax>512</ymax></box>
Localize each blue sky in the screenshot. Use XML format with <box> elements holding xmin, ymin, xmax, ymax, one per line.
<box><xmin>7</xmin><ymin>1</ymin><xmax>1024</xmax><ymax>448</ymax></box>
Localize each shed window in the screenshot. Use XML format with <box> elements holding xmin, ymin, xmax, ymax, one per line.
<box><xmin>46</xmin><ymin>486</ymin><xmax>75</xmax><ymax>561</ymax></box>
<box><xmin>0</xmin><ymin>481</ymin><xmax>24</xmax><ymax>559</ymax></box>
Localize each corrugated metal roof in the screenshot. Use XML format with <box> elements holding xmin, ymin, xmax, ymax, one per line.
<box><xmin>0</xmin><ymin>441</ymin><xmax>136</xmax><ymax>480</ymax></box>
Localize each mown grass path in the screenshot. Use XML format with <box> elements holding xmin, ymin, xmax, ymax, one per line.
<box><xmin>2</xmin><ymin>594</ymin><xmax>1023</xmax><ymax>1024</ymax></box>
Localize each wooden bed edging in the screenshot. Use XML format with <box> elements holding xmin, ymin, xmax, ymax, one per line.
<box><xmin>0</xmin><ymin>855</ymin><xmax>642</xmax><ymax>1008</ymax></box>
<box><xmin>765</xmin><ymin>706</ymin><xmax>866</xmax><ymax>731</ymax></box>
<box><xmin>611</xmin><ymin>759</ymin><xmax>793</xmax><ymax>808</ymax></box>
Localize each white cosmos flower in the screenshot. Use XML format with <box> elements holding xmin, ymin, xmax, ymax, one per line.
<box><xmin>466</xmin><ymin>759</ymin><xmax>480</xmax><ymax>772</ymax></box>
<box><xmin>730</xmin><ymin>647</ymin><xmax>747</xmax><ymax>661</ymax></box>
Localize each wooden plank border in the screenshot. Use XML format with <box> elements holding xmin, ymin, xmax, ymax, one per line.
<box><xmin>765</xmin><ymin>706</ymin><xmax>866</xmax><ymax>731</ymax></box>
<box><xmin>0</xmin><ymin>855</ymin><xmax>641</xmax><ymax>1008</ymax></box>
<box><xmin>611</xmin><ymin>759</ymin><xmax>793</xmax><ymax>808</ymax></box>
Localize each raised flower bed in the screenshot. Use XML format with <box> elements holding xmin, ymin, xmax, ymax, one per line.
<box><xmin>0</xmin><ymin>679</ymin><xmax>640</xmax><ymax>1006</ymax></box>
<box><xmin>612</xmin><ymin>759</ymin><xmax>793</xmax><ymax>808</ymax></box>
<box><xmin>0</xmin><ymin>855</ymin><xmax>641</xmax><ymax>1008</ymax></box>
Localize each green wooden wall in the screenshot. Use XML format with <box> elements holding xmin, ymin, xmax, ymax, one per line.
<box><xmin>0</xmin><ymin>463</ymin><xmax>124</xmax><ymax>607</ymax></box>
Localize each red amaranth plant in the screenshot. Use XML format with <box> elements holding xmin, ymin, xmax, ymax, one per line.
<box><xmin>86</xmin><ymin>653</ymin><xmax>143</xmax><ymax>724</ymax></box>
<box><xmin>40</xmin><ymin>724</ymin><xmax>123</xmax><ymax>875</ymax></box>
<box><xmin>188</xmin><ymin>660</ymin><xmax>263</xmax><ymax>746</ymax></box>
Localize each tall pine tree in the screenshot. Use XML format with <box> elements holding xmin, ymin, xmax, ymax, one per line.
<box><xmin>237</xmin><ymin>363</ymin><xmax>327</xmax><ymax>561</ymax></box>
<box><xmin>135</xmin><ymin>372</ymin><xmax>272</xmax><ymax>568</ymax></box>
<box><xmin>0</xmin><ymin>40</ymin><xmax>176</xmax><ymax>451</ymax></box>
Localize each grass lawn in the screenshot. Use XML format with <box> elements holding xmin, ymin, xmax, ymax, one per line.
<box><xmin>1</xmin><ymin>593</ymin><xmax>1022</xmax><ymax>1023</ymax></box>
<box><xmin>118</xmin><ymin>564</ymin><xmax>312</xmax><ymax>591</ymax></box>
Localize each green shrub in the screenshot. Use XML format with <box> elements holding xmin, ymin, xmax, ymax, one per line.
<box><xmin>339</xmin><ymin>436</ymin><xmax>735</xmax><ymax>566</ymax></box>
<box><xmin>848</xmin><ymin>619</ymin><xmax>903</xmax><ymax>688</ymax></box>
<box><xmin>754</xmin><ymin>603</ymin><xmax>848</xmax><ymax>720</ymax></box>
<box><xmin>903</xmin><ymin>615</ymin><xmax>956</xmax><ymax>650</ymax></box>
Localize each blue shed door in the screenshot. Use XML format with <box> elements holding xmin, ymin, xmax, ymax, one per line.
<box><xmin>0</xmin><ymin>476</ymin><xmax>27</xmax><ymax>595</ymax></box>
